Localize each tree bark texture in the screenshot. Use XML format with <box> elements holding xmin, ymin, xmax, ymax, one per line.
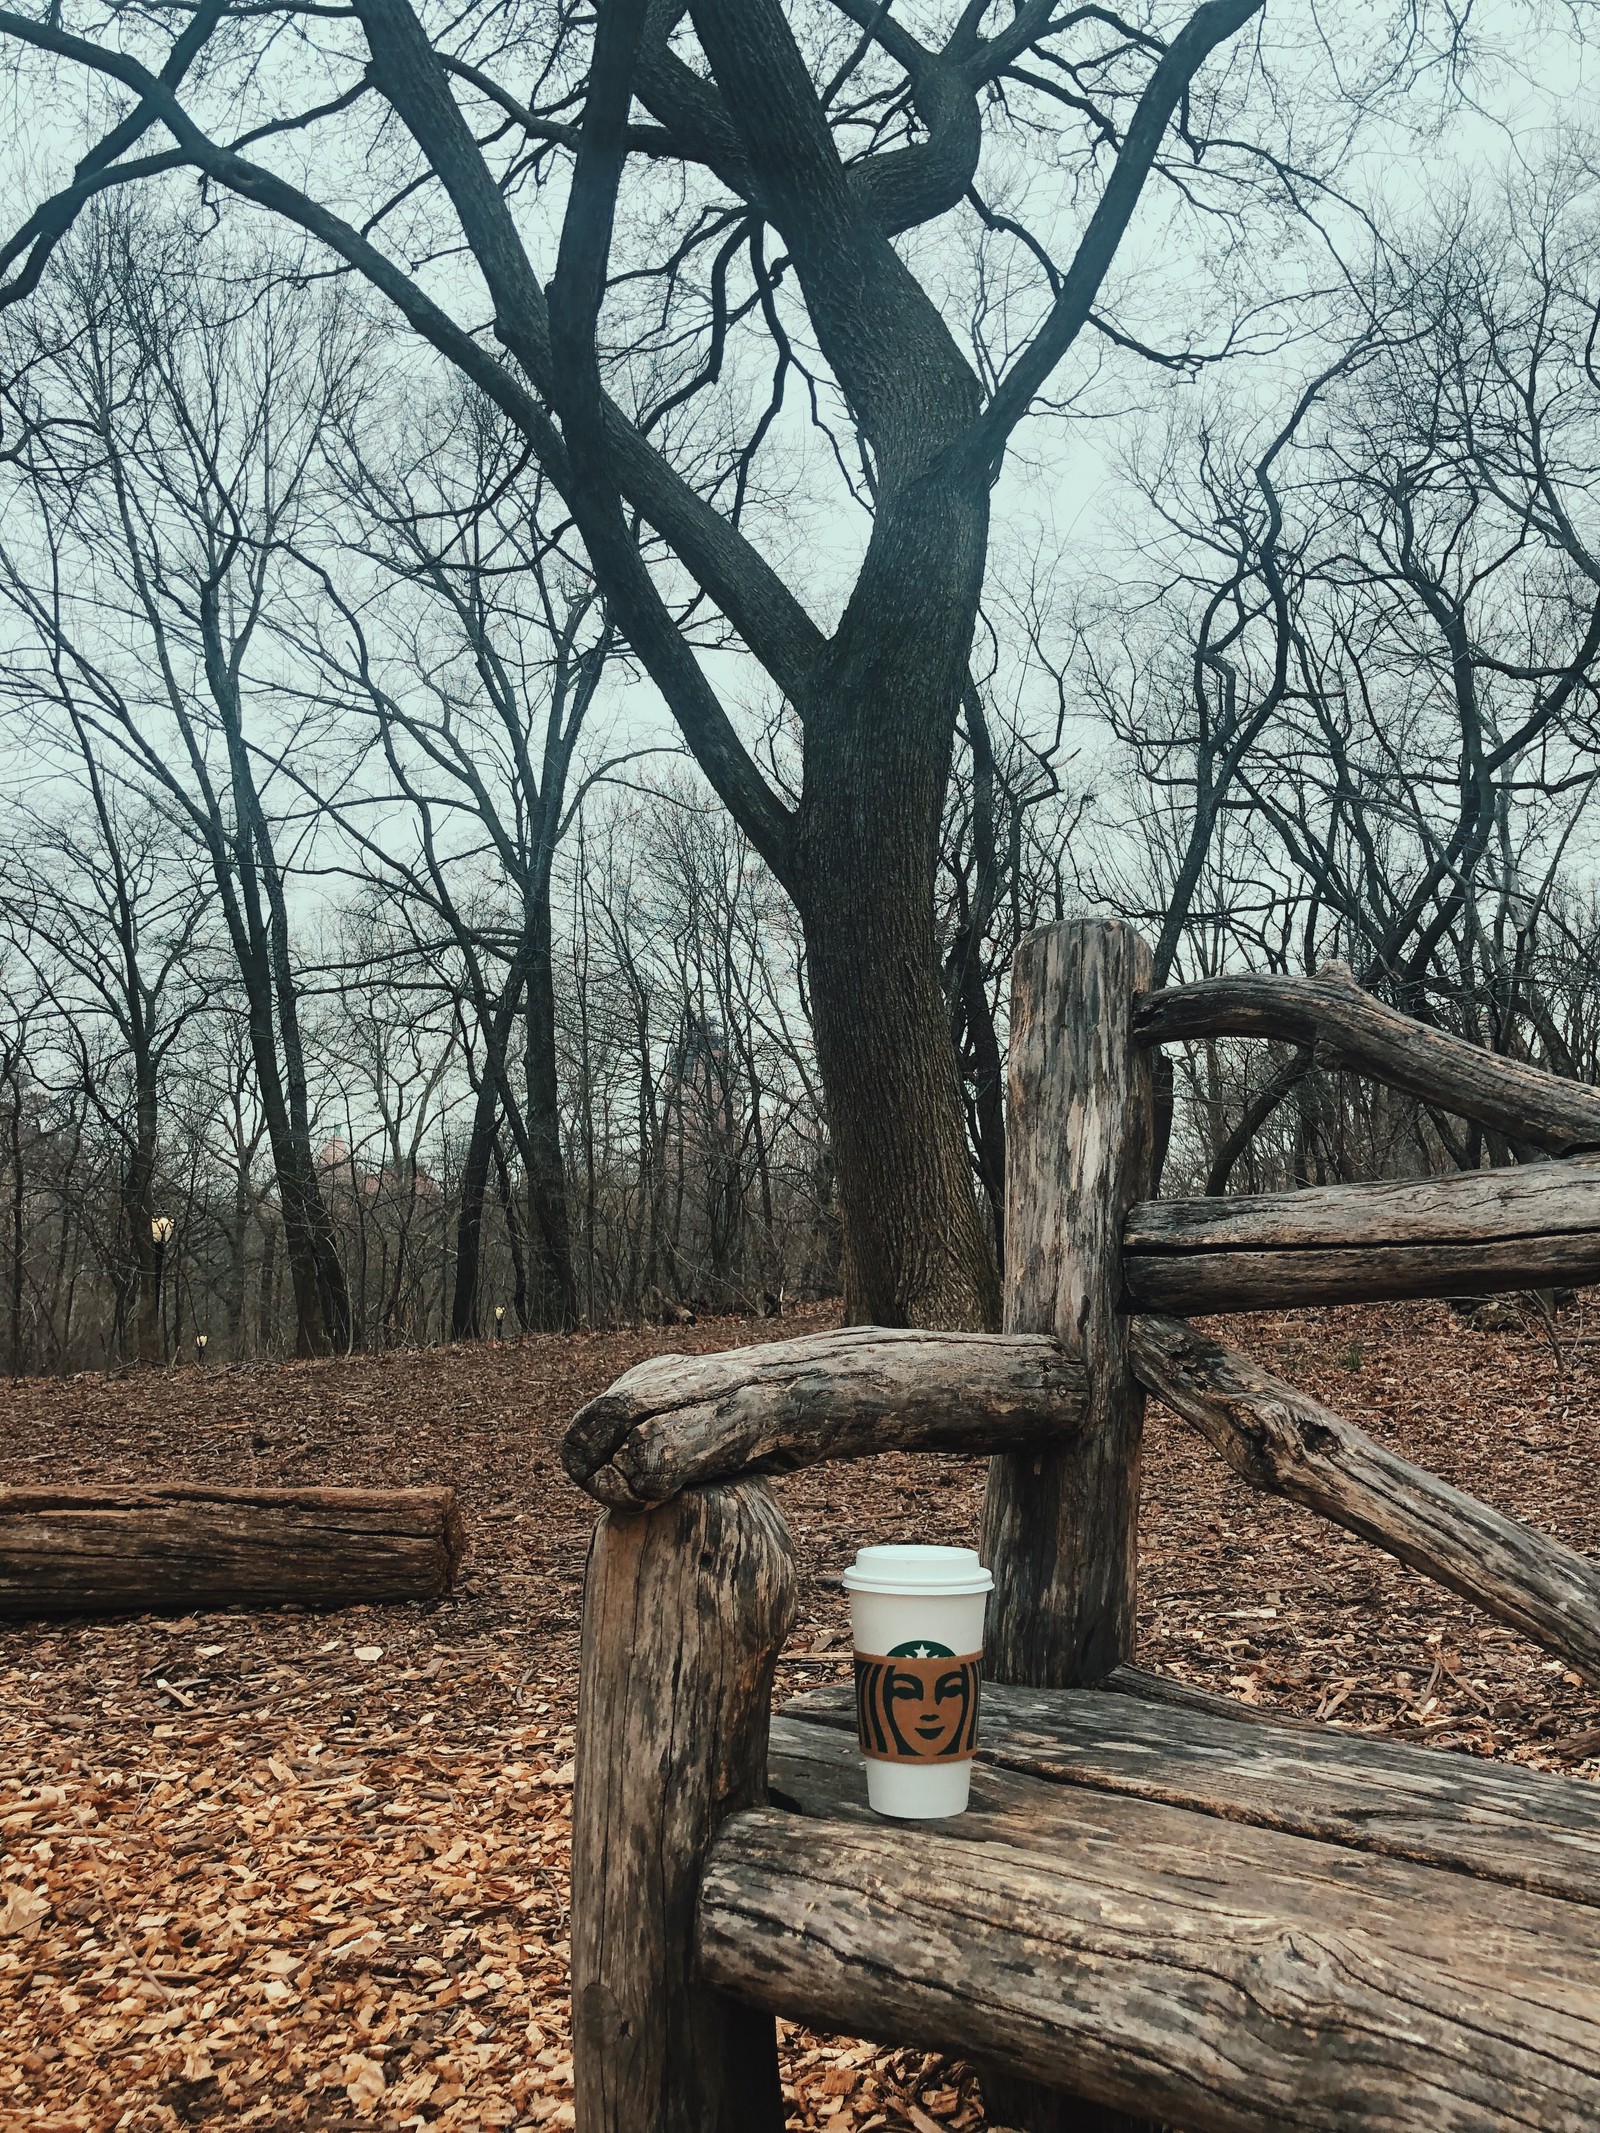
<box><xmin>1128</xmin><ymin>1313</ymin><xmax>1600</xmax><ymax>1679</ymax></box>
<box><xmin>793</xmin><ymin>466</ymin><xmax>1000</xmax><ymax>1334</ymax></box>
<box><xmin>0</xmin><ymin>1483</ymin><xmax>463</xmax><ymax>1617</ymax></box>
<box><xmin>571</xmin><ymin>1477</ymin><xmax>795</xmax><ymax>2133</ymax></box>
<box><xmin>1135</xmin><ymin>963</ymin><xmax>1600</xmax><ymax>1155</ymax></box>
<box><xmin>983</xmin><ymin>920</ymin><xmax>1156</xmax><ymax>1688</ymax></box>
<box><xmin>1122</xmin><ymin>1152</ymin><xmax>1600</xmax><ymax>1312</ymax></box>
<box><xmin>699</xmin><ymin>1793</ymin><xmax>1600</xmax><ymax>2133</ymax></box>
<box><xmin>561</xmin><ymin>1324</ymin><xmax>1086</xmax><ymax>1509</ymax></box>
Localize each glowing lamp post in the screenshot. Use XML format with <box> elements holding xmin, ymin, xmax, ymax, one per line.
<box><xmin>493</xmin><ymin>1305</ymin><xmax>506</xmax><ymax>1340</ymax></box>
<box><xmin>195</xmin><ymin>1333</ymin><xmax>209</xmax><ymax>1366</ymax></box>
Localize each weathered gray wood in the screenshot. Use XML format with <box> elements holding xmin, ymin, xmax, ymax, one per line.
<box><xmin>983</xmin><ymin>920</ymin><xmax>1156</xmax><ymax>1689</ymax></box>
<box><xmin>0</xmin><ymin>1483</ymin><xmax>463</xmax><ymax>1617</ymax></box>
<box><xmin>1123</xmin><ymin>1152</ymin><xmax>1600</xmax><ymax>1311</ymax></box>
<box><xmin>774</xmin><ymin>1682</ymin><xmax>1600</xmax><ymax>1906</ymax></box>
<box><xmin>1126</xmin><ymin>1315</ymin><xmax>1600</xmax><ymax>1679</ymax></box>
<box><xmin>979</xmin><ymin>920</ymin><xmax>1158</xmax><ymax>2133</ymax></box>
<box><xmin>1135</xmin><ymin>961</ymin><xmax>1600</xmax><ymax>1155</ymax></box>
<box><xmin>560</xmin><ymin>1326</ymin><xmax>1086</xmax><ymax>1510</ymax></box>
<box><xmin>699</xmin><ymin>1793</ymin><xmax>1600</xmax><ymax>2133</ymax></box>
<box><xmin>571</xmin><ymin>1478</ymin><xmax>795</xmax><ymax>2133</ymax></box>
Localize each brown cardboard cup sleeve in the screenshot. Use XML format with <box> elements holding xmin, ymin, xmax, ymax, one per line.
<box><xmin>853</xmin><ymin>1650</ymin><xmax>982</xmax><ymax>1764</ymax></box>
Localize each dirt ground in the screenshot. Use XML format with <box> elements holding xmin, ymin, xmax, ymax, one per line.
<box><xmin>5</xmin><ymin>1296</ymin><xmax>1600</xmax><ymax>2132</ymax></box>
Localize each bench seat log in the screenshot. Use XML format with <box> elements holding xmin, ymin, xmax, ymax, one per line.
<box><xmin>775</xmin><ymin>1680</ymin><xmax>1600</xmax><ymax>1907</ymax></box>
<box><xmin>1134</xmin><ymin>966</ymin><xmax>1600</xmax><ymax>1157</ymax></box>
<box><xmin>561</xmin><ymin>1325</ymin><xmax>1085</xmax><ymax>1510</ymax></box>
<box><xmin>0</xmin><ymin>1483</ymin><xmax>464</xmax><ymax>1616</ymax></box>
<box><xmin>700</xmin><ymin>1796</ymin><xmax>1600</xmax><ymax>2133</ymax></box>
<box><xmin>1123</xmin><ymin>1151</ymin><xmax>1600</xmax><ymax>1311</ymax></box>
<box><xmin>686</xmin><ymin>1684</ymin><xmax>1600</xmax><ymax>2133</ymax></box>
<box><xmin>1130</xmin><ymin>1314</ymin><xmax>1600</xmax><ymax>1680</ymax></box>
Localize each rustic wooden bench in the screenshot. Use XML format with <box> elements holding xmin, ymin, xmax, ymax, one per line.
<box><xmin>562</xmin><ymin>920</ymin><xmax>1600</xmax><ymax>2133</ymax></box>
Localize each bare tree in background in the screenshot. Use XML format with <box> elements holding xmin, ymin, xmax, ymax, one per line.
<box><xmin>562</xmin><ymin>777</ymin><xmax>830</xmax><ymax>1323</ymax></box>
<box><xmin>297</xmin><ymin>397</ymin><xmax>625</xmax><ymax>1335</ymax></box>
<box><xmin>0</xmin><ymin>206</ymin><xmax>362</xmax><ymax>1353</ymax></box>
<box><xmin>0</xmin><ymin>762</ymin><xmax>210</xmax><ymax>1362</ymax></box>
<box><xmin>1087</xmin><ymin>166</ymin><xmax>1600</xmax><ymax>1191</ymax></box>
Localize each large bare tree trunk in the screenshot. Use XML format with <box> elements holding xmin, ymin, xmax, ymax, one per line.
<box><xmin>802</xmin><ymin>875</ymin><xmax>998</xmax><ymax>1330</ymax></box>
<box><xmin>795</xmin><ymin>464</ymin><xmax>1000</xmax><ymax>1331</ymax></box>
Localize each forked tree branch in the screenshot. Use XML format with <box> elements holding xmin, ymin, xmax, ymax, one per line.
<box><xmin>687</xmin><ymin>0</ymin><xmax>981</xmax><ymax>481</ymax></box>
<box><xmin>963</xmin><ymin>0</ymin><xmax>1263</xmax><ymax>470</ymax></box>
<box><xmin>353</xmin><ymin>0</ymin><xmax>800</xmax><ymax>888</ymax></box>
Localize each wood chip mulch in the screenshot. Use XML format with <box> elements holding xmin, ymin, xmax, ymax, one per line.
<box><xmin>3</xmin><ymin>1296</ymin><xmax>1600</xmax><ymax>2130</ymax></box>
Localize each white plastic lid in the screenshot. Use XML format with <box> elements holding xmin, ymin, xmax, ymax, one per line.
<box><xmin>839</xmin><ymin>1543</ymin><xmax>994</xmax><ymax>1597</ymax></box>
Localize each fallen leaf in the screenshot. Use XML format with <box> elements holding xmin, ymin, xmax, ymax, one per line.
<box><xmin>0</xmin><ymin>1885</ymin><xmax>48</xmax><ymax>1938</ymax></box>
<box><xmin>344</xmin><ymin>2051</ymin><xmax>387</xmax><ymax>2109</ymax></box>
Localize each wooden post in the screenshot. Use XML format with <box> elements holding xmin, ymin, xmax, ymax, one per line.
<box><xmin>980</xmin><ymin>918</ymin><xmax>1156</xmax><ymax>2133</ymax></box>
<box><xmin>982</xmin><ymin>918</ymin><xmax>1155</xmax><ymax>1685</ymax></box>
<box><xmin>571</xmin><ymin>1477</ymin><xmax>796</xmax><ymax>2133</ymax></box>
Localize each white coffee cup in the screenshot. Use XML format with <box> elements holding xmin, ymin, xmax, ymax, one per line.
<box><xmin>841</xmin><ymin>1543</ymin><xmax>993</xmax><ymax>1819</ymax></box>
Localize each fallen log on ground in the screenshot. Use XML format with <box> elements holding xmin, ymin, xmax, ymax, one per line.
<box><xmin>1134</xmin><ymin>962</ymin><xmax>1600</xmax><ymax>1155</ymax></box>
<box><xmin>1130</xmin><ymin>1314</ymin><xmax>1600</xmax><ymax>1679</ymax></box>
<box><xmin>561</xmin><ymin>1325</ymin><xmax>1086</xmax><ymax>1510</ymax></box>
<box><xmin>1122</xmin><ymin>1152</ymin><xmax>1600</xmax><ymax>1311</ymax></box>
<box><xmin>0</xmin><ymin>1483</ymin><xmax>465</xmax><ymax>1618</ymax></box>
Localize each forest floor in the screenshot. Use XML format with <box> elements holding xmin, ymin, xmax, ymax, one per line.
<box><xmin>5</xmin><ymin>1296</ymin><xmax>1600</xmax><ymax>2132</ymax></box>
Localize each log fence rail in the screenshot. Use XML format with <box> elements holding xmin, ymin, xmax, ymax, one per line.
<box><xmin>1124</xmin><ymin>1151</ymin><xmax>1600</xmax><ymax>1312</ymax></box>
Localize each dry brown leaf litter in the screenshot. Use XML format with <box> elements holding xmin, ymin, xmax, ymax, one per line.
<box><xmin>3</xmin><ymin>1297</ymin><xmax>1600</xmax><ymax>2129</ymax></box>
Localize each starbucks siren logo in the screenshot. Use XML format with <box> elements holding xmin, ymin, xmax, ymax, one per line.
<box><xmin>854</xmin><ymin>1640</ymin><xmax>980</xmax><ymax>1762</ymax></box>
